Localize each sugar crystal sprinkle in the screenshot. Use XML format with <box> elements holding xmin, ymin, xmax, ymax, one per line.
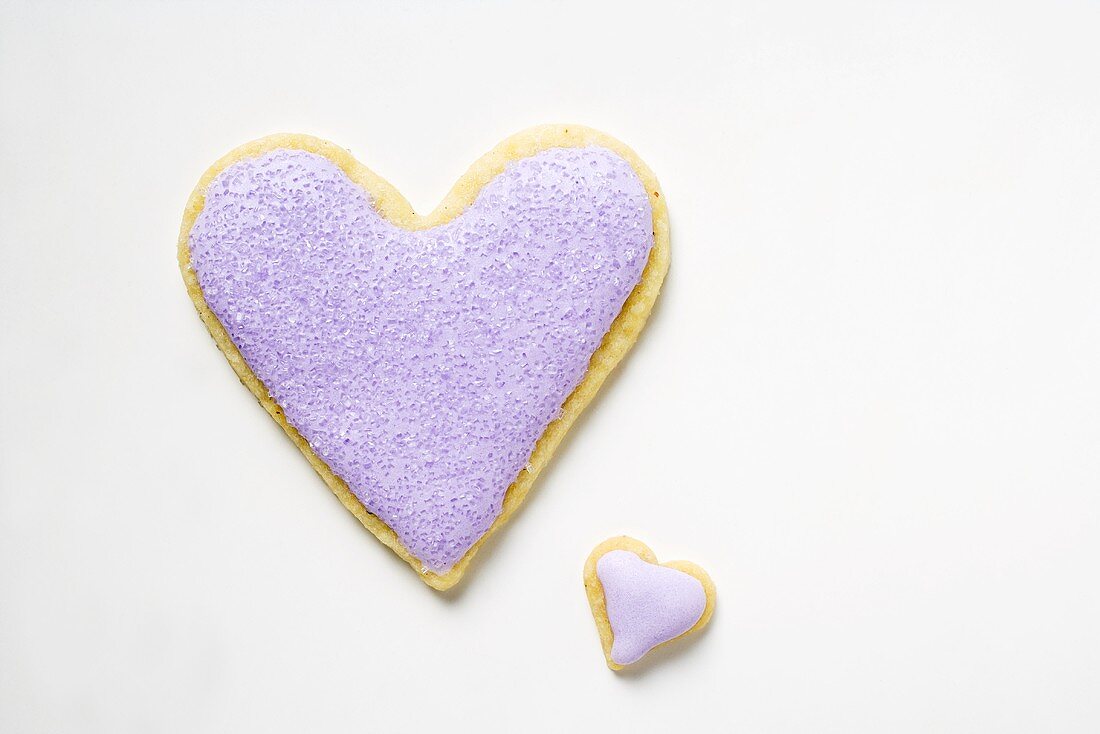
<box><xmin>189</xmin><ymin>146</ymin><xmax>653</xmax><ymax>572</ymax></box>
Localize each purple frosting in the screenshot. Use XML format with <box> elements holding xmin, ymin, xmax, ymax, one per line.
<box><xmin>597</xmin><ymin>550</ymin><xmax>707</xmax><ymax>665</ymax></box>
<box><xmin>188</xmin><ymin>146</ymin><xmax>652</xmax><ymax>572</ymax></box>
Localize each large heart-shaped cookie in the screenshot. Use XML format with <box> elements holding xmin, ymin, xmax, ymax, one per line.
<box><xmin>178</xmin><ymin>126</ymin><xmax>669</xmax><ymax>589</ymax></box>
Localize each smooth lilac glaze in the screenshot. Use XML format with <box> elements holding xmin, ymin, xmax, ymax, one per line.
<box><xmin>189</xmin><ymin>146</ymin><xmax>652</xmax><ymax>572</ymax></box>
<box><xmin>597</xmin><ymin>550</ymin><xmax>707</xmax><ymax>665</ymax></box>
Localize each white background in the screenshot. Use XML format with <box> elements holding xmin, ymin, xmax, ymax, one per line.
<box><xmin>2</xmin><ymin>1</ymin><xmax>1098</xmax><ymax>731</ymax></box>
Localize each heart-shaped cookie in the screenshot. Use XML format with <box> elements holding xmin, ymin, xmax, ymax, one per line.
<box><xmin>584</xmin><ymin>537</ymin><xmax>716</xmax><ymax>669</ymax></box>
<box><xmin>178</xmin><ymin>126</ymin><xmax>669</xmax><ymax>589</ymax></box>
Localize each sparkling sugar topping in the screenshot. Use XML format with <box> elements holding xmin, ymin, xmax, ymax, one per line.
<box><xmin>189</xmin><ymin>146</ymin><xmax>653</xmax><ymax>572</ymax></box>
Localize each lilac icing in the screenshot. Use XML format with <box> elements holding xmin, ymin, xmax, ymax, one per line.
<box><xmin>597</xmin><ymin>550</ymin><xmax>707</xmax><ymax>665</ymax></box>
<box><xmin>188</xmin><ymin>146</ymin><xmax>653</xmax><ymax>572</ymax></box>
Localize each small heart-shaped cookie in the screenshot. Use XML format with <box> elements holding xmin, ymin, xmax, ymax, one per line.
<box><xmin>179</xmin><ymin>126</ymin><xmax>668</xmax><ymax>589</ymax></box>
<box><xmin>584</xmin><ymin>537</ymin><xmax>716</xmax><ymax>669</ymax></box>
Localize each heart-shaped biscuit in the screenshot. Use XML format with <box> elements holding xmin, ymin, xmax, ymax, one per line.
<box><xmin>178</xmin><ymin>126</ymin><xmax>668</xmax><ymax>589</ymax></box>
<box><xmin>584</xmin><ymin>537</ymin><xmax>716</xmax><ymax>669</ymax></box>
